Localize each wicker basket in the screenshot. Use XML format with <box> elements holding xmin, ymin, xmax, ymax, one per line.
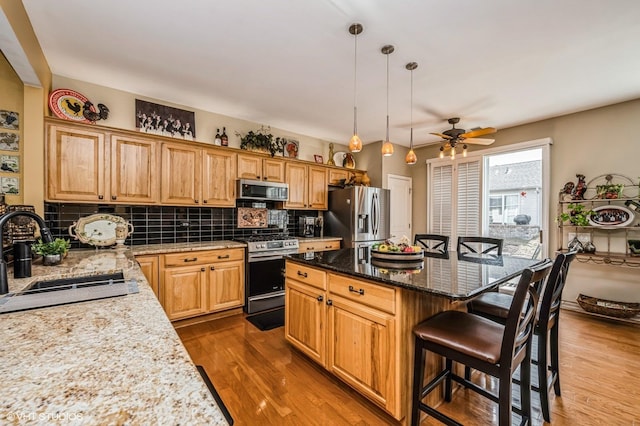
<box><xmin>577</xmin><ymin>294</ymin><xmax>640</xmax><ymax>319</ymax></box>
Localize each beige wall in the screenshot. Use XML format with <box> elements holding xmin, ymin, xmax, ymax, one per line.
<box><xmin>412</xmin><ymin>98</ymin><xmax>640</xmax><ymax>304</ymax></box>
<box><xmin>0</xmin><ymin>53</ymin><xmax>23</xmax><ymax>204</ymax></box>
<box><xmin>356</xmin><ymin>140</ymin><xmax>415</xmax><ymax>189</ymax></box>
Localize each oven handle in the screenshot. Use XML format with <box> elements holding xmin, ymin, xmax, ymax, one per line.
<box><xmin>248</xmin><ymin>254</ymin><xmax>286</xmax><ymax>262</ymax></box>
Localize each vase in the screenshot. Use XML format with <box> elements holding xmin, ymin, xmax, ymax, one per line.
<box><xmin>361</xmin><ymin>171</ymin><xmax>371</xmax><ymax>186</ymax></box>
<box><xmin>343</xmin><ymin>153</ymin><xmax>355</xmax><ymax>169</ymax></box>
<box><xmin>43</xmin><ymin>254</ymin><xmax>62</xmax><ymax>266</ymax></box>
<box><xmin>568</xmin><ymin>236</ymin><xmax>584</xmax><ymax>253</ymax></box>
<box><xmin>584</xmin><ymin>241</ymin><xmax>596</xmax><ymax>254</ymax></box>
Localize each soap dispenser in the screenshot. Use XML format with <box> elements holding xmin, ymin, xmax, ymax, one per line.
<box><xmin>13</xmin><ymin>241</ymin><xmax>32</xmax><ymax>279</ymax></box>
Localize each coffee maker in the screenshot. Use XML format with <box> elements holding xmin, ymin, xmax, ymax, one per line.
<box><xmin>299</xmin><ymin>217</ymin><xmax>315</xmax><ymax>238</ymax></box>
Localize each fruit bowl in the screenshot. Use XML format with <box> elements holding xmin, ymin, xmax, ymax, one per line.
<box><xmin>371</xmin><ymin>248</ymin><xmax>424</xmax><ymax>261</ymax></box>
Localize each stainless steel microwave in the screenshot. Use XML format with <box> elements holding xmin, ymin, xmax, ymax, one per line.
<box><xmin>237</xmin><ymin>179</ymin><xmax>289</xmax><ymax>201</ymax></box>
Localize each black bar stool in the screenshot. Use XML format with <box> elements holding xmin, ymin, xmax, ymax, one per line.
<box><xmin>468</xmin><ymin>251</ymin><xmax>577</xmax><ymax>422</ymax></box>
<box><xmin>411</xmin><ymin>259</ymin><xmax>553</xmax><ymax>425</ymax></box>
<box><xmin>414</xmin><ymin>234</ymin><xmax>450</xmax><ymax>253</ymax></box>
<box><xmin>457</xmin><ymin>236</ymin><xmax>503</xmax><ymax>255</ymax></box>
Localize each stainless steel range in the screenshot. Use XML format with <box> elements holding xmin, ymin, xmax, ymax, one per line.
<box><xmin>240</xmin><ymin>235</ymin><xmax>299</xmax><ymax>314</ymax></box>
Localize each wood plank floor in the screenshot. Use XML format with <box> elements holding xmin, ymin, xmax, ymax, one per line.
<box><xmin>177</xmin><ymin>310</ymin><xmax>640</xmax><ymax>425</ymax></box>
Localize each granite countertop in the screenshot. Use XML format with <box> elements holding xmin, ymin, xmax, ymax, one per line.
<box><xmin>131</xmin><ymin>240</ymin><xmax>245</xmax><ymax>256</ymax></box>
<box><xmin>287</xmin><ymin>248</ymin><xmax>539</xmax><ymax>300</ymax></box>
<box><xmin>0</xmin><ymin>249</ymin><xmax>227</xmax><ymax>425</ymax></box>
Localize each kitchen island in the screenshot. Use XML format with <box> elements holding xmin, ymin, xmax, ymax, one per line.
<box><xmin>284</xmin><ymin>248</ymin><xmax>539</xmax><ymax>423</ymax></box>
<box><xmin>0</xmin><ymin>248</ymin><xmax>229</xmax><ymax>425</ymax></box>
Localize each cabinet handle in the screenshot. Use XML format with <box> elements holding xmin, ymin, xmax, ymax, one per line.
<box><xmin>326</xmin><ymin>299</ymin><xmax>333</xmax><ymax>306</ymax></box>
<box><xmin>210</xmin><ymin>266</ymin><xmax>215</xmax><ymax>271</ymax></box>
<box><xmin>217</xmin><ymin>254</ymin><xmax>230</xmax><ymax>259</ymax></box>
<box><xmin>184</xmin><ymin>257</ymin><xmax>198</xmax><ymax>262</ymax></box>
<box><xmin>111</xmin><ymin>195</ymin><xmax>117</xmax><ymax>200</ymax></box>
<box><xmin>348</xmin><ymin>285</ymin><xmax>365</xmax><ymax>295</ymax></box>
<box><xmin>98</xmin><ymin>195</ymin><xmax>104</xmax><ymax>200</ymax></box>
<box><xmin>306</xmin><ymin>247</ymin><xmax>314</xmax><ymax>251</ymax></box>
<box><xmin>317</xmin><ymin>295</ymin><xmax>323</xmax><ymax>302</ymax></box>
<box><xmin>201</xmin><ymin>267</ymin><xmax>205</xmax><ymax>272</ymax></box>
<box><xmin>194</xmin><ymin>199</ymin><xmax>199</xmax><ymax>203</ymax></box>
<box><xmin>203</xmin><ymin>200</ymin><xmax>208</xmax><ymax>204</ymax></box>
<box><xmin>297</xmin><ymin>271</ymin><xmax>308</xmax><ymax>278</ymax></box>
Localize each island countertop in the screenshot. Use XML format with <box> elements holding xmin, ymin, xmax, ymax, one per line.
<box><xmin>0</xmin><ymin>249</ymin><xmax>227</xmax><ymax>425</ymax></box>
<box><xmin>286</xmin><ymin>248</ymin><xmax>539</xmax><ymax>300</ymax></box>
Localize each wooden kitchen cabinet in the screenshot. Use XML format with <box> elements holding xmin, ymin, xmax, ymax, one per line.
<box><xmin>237</xmin><ymin>153</ymin><xmax>285</xmax><ymax>182</ymax></box>
<box><xmin>285</xmin><ymin>163</ymin><xmax>328</xmax><ymax>210</ymax></box>
<box><xmin>297</xmin><ymin>239</ymin><xmax>341</xmax><ymax>253</ymax></box>
<box><xmin>284</xmin><ymin>261</ymin><xmax>400</xmax><ymax>418</ymax></box>
<box><xmin>328</xmin><ymin>169</ymin><xmax>350</xmax><ymax>186</ymax></box>
<box><xmin>46</xmin><ymin>123</ymin><xmax>108</xmax><ymax>202</ymax></box>
<box><xmin>110</xmin><ymin>134</ymin><xmax>159</xmax><ymax>203</ymax></box>
<box><xmin>161</xmin><ymin>143</ymin><xmax>237</xmax><ymax>206</ymax></box>
<box><xmin>136</xmin><ymin>255</ymin><xmax>160</xmax><ymax>299</ymax></box>
<box><xmin>162</xmin><ymin>248</ymin><xmax>245</xmax><ymax>321</ymax></box>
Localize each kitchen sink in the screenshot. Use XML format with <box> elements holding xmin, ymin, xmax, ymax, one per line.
<box><xmin>23</xmin><ymin>272</ymin><xmax>125</xmax><ymax>294</ymax></box>
<box><xmin>0</xmin><ymin>271</ymin><xmax>138</xmax><ymax>314</ymax></box>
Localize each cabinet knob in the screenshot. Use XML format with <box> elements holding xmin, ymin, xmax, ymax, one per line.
<box><xmin>210</xmin><ymin>266</ymin><xmax>215</xmax><ymax>271</ymax></box>
<box><xmin>98</xmin><ymin>195</ymin><xmax>104</xmax><ymax>200</ymax></box>
<box><xmin>194</xmin><ymin>199</ymin><xmax>199</xmax><ymax>203</ymax></box>
<box><xmin>200</xmin><ymin>267</ymin><xmax>205</xmax><ymax>272</ymax></box>
<box><xmin>263</xmin><ymin>177</ymin><xmax>268</xmax><ymax>180</ymax></box>
<box><xmin>111</xmin><ymin>195</ymin><xmax>117</xmax><ymax>200</ymax></box>
<box><xmin>317</xmin><ymin>295</ymin><xmax>323</xmax><ymax>302</ymax></box>
<box><xmin>326</xmin><ymin>299</ymin><xmax>333</xmax><ymax>306</ymax></box>
<box><xmin>257</xmin><ymin>176</ymin><xmax>261</xmax><ymax>179</ymax></box>
<box><xmin>203</xmin><ymin>200</ymin><xmax>208</xmax><ymax>204</ymax></box>
<box><xmin>307</xmin><ymin>247</ymin><xmax>314</xmax><ymax>251</ymax></box>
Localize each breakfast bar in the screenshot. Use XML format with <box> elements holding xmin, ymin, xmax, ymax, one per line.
<box><xmin>284</xmin><ymin>248</ymin><xmax>539</xmax><ymax>422</ymax></box>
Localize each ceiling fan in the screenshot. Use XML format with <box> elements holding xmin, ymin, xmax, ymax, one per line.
<box><xmin>430</xmin><ymin>118</ymin><xmax>496</xmax><ymax>153</ymax></box>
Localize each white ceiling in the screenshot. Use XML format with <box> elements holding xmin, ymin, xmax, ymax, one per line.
<box><xmin>20</xmin><ymin>0</ymin><xmax>640</xmax><ymax>147</ymax></box>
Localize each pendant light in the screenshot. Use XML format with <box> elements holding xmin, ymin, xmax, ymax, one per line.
<box><xmin>381</xmin><ymin>45</ymin><xmax>394</xmax><ymax>157</ymax></box>
<box><xmin>348</xmin><ymin>23</ymin><xmax>363</xmax><ymax>153</ymax></box>
<box><xmin>405</xmin><ymin>62</ymin><xmax>418</xmax><ymax>165</ymax></box>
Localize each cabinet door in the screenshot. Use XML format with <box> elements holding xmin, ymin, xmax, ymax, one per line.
<box><xmin>163</xmin><ymin>265</ymin><xmax>207</xmax><ymax>320</ymax></box>
<box><xmin>285</xmin><ymin>163</ymin><xmax>308</xmax><ymax>209</ymax></box>
<box><xmin>136</xmin><ymin>255</ymin><xmax>160</xmax><ymax>299</ymax></box>
<box><xmin>329</xmin><ymin>169</ymin><xmax>350</xmax><ymax>186</ymax></box>
<box><xmin>46</xmin><ymin>124</ymin><xmax>108</xmax><ymax>202</ymax></box>
<box><xmin>202</xmin><ymin>149</ymin><xmax>236</xmax><ymax>206</ymax></box>
<box><xmin>207</xmin><ymin>259</ymin><xmax>244</xmax><ymax>312</ymax></box>
<box><xmin>111</xmin><ymin>135</ymin><xmax>159</xmax><ymax>204</ymax></box>
<box><xmin>327</xmin><ymin>295</ymin><xmax>396</xmax><ymax>411</ymax></box>
<box><xmin>285</xmin><ymin>279</ymin><xmax>327</xmax><ymax>366</ymax></box>
<box><xmin>263</xmin><ymin>158</ymin><xmax>285</xmax><ymax>182</ymax></box>
<box><xmin>161</xmin><ymin>143</ymin><xmax>201</xmax><ymax>205</ymax></box>
<box><xmin>237</xmin><ymin>153</ymin><xmax>262</xmax><ymax>180</ymax></box>
<box><xmin>308</xmin><ymin>165</ymin><xmax>328</xmax><ymax>209</ymax></box>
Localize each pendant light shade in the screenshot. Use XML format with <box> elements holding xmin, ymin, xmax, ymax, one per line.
<box><xmin>348</xmin><ymin>23</ymin><xmax>363</xmax><ymax>153</ymax></box>
<box><xmin>381</xmin><ymin>45</ymin><xmax>394</xmax><ymax>157</ymax></box>
<box><xmin>405</xmin><ymin>62</ymin><xmax>418</xmax><ymax>165</ymax></box>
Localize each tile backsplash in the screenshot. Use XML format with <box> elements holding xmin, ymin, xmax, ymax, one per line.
<box><xmin>44</xmin><ymin>202</ymin><xmax>318</xmax><ymax>249</ymax></box>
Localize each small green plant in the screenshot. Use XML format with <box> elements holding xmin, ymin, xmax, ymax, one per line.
<box><xmin>31</xmin><ymin>238</ymin><xmax>71</xmax><ymax>256</ymax></box>
<box><xmin>558</xmin><ymin>203</ymin><xmax>594</xmax><ymax>226</ymax></box>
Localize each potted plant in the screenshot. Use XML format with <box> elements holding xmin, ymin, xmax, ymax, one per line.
<box><xmin>237</xmin><ymin>127</ymin><xmax>286</xmax><ymax>157</ymax></box>
<box><xmin>558</xmin><ymin>203</ymin><xmax>594</xmax><ymax>226</ymax></box>
<box><xmin>32</xmin><ymin>238</ymin><xmax>71</xmax><ymax>266</ymax></box>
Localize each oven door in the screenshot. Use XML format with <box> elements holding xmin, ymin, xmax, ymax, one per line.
<box><xmin>245</xmin><ymin>254</ymin><xmax>286</xmax><ymax>314</ymax></box>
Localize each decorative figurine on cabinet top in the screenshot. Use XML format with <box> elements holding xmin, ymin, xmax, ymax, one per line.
<box><xmin>572</xmin><ymin>173</ymin><xmax>587</xmax><ymax>200</ymax></box>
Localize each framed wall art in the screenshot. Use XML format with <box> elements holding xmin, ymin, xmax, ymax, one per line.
<box><xmin>0</xmin><ymin>110</ymin><xmax>19</xmax><ymax>130</ymax></box>
<box><xmin>283</xmin><ymin>139</ymin><xmax>299</xmax><ymax>158</ymax></box>
<box><xmin>0</xmin><ymin>132</ymin><xmax>19</xmax><ymax>151</ymax></box>
<box><xmin>1</xmin><ymin>176</ymin><xmax>19</xmax><ymax>194</ymax></box>
<box><xmin>135</xmin><ymin>99</ymin><xmax>195</xmax><ymax>140</ymax></box>
<box><xmin>314</xmin><ymin>155</ymin><xmax>323</xmax><ymax>164</ymax></box>
<box><xmin>0</xmin><ymin>155</ymin><xmax>19</xmax><ymax>173</ymax></box>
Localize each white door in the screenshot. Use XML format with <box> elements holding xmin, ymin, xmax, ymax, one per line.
<box><xmin>387</xmin><ymin>174</ymin><xmax>412</xmax><ymax>242</ymax></box>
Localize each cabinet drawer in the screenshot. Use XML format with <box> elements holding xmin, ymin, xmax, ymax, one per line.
<box><xmin>328</xmin><ymin>273</ymin><xmax>396</xmax><ymax>315</ymax></box>
<box><xmin>298</xmin><ymin>240</ymin><xmax>341</xmax><ymax>253</ymax></box>
<box><xmin>286</xmin><ymin>263</ymin><xmax>327</xmax><ymax>290</ymax></box>
<box><xmin>164</xmin><ymin>248</ymin><xmax>244</xmax><ymax>267</ymax></box>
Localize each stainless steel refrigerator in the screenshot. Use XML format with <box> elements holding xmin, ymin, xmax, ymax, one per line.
<box><xmin>324</xmin><ymin>186</ymin><xmax>390</xmax><ymax>256</ymax></box>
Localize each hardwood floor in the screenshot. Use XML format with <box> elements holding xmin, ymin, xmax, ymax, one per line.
<box><xmin>177</xmin><ymin>310</ymin><xmax>640</xmax><ymax>425</ymax></box>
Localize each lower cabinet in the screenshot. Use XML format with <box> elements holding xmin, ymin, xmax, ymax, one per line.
<box><xmin>285</xmin><ymin>261</ymin><xmax>401</xmax><ymax>419</ymax></box>
<box><xmin>136</xmin><ymin>255</ymin><xmax>159</xmax><ymax>298</ymax></box>
<box><xmin>161</xmin><ymin>248</ymin><xmax>245</xmax><ymax>321</ymax></box>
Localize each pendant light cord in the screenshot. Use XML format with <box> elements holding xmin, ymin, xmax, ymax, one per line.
<box><xmin>410</xmin><ymin>66</ymin><xmax>413</xmax><ymax>149</ymax></box>
<box><xmin>353</xmin><ymin>29</ymin><xmax>358</xmax><ymax>135</ymax></box>
<box><xmin>386</xmin><ymin>51</ymin><xmax>390</xmax><ymax>142</ymax></box>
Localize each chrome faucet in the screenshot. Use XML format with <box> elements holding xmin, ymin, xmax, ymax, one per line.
<box><xmin>0</xmin><ymin>211</ymin><xmax>53</xmax><ymax>295</ymax></box>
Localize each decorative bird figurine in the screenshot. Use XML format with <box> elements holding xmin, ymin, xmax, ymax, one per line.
<box><xmin>82</xmin><ymin>101</ymin><xmax>110</xmax><ymax>123</ymax></box>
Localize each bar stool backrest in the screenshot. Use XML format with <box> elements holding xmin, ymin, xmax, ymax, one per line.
<box><xmin>414</xmin><ymin>234</ymin><xmax>449</xmax><ymax>253</ymax></box>
<box><xmin>457</xmin><ymin>236</ymin><xmax>503</xmax><ymax>255</ymax></box>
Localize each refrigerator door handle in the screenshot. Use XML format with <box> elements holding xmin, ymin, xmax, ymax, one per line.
<box><xmin>372</xmin><ymin>192</ymin><xmax>379</xmax><ymax>236</ymax></box>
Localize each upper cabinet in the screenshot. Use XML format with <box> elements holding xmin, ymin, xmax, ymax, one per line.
<box><xmin>285</xmin><ymin>163</ymin><xmax>328</xmax><ymax>210</ymax></box>
<box><xmin>47</xmin><ymin>124</ymin><xmax>108</xmax><ymax>202</ymax></box>
<box><xmin>237</xmin><ymin>153</ymin><xmax>285</xmax><ymax>182</ymax></box>
<box><xmin>161</xmin><ymin>143</ymin><xmax>237</xmax><ymax>206</ymax></box>
<box><xmin>47</xmin><ymin>123</ymin><xmax>160</xmax><ymax>204</ymax></box>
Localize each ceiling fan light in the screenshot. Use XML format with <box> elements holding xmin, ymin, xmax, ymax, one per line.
<box><xmin>450</xmin><ymin>148</ymin><xmax>456</xmax><ymax>160</ymax></box>
<box><xmin>349</xmin><ymin>134</ymin><xmax>362</xmax><ymax>152</ymax></box>
<box><xmin>382</xmin><ymin>140</ymin><xmax>394</xmax><ymax>156</ymax></box>
<box><xmin>405</xmin><ymin>149</ymin><xmax>417</xmax><ymax>165</ymax></box>
<box><xmin>463</xmin><ymin>144</ymin><xmax>468</xmax><ymax>157</ymax></box>
<box><xmin>439</xmin><ymin>146</ymin><xmax>445</xmax><ymax>159</ymax></box>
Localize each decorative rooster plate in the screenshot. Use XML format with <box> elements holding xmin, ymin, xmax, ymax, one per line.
<box><xmin>49</xmin><ymin>89</ymin><xmax>96</xmax><ymax>123</ymax></box>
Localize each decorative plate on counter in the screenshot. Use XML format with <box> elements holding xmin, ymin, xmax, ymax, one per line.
<box><xmin>69</xmin><ymin>214</ymin><xmax>132</xmax><ymax>247</ymax></box>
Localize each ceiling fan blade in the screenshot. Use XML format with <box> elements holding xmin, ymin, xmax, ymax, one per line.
<box><xmin>461</xmin><ymin>127</ymin><xmax>496</xmax><ymax>138</ymax></box>
<box><xmin>429</xmin><ymin>132</ymin><xmax>451</xmax><ymax>139</ymax></box>
<box><xmin>463</xmin><ymin>138</ymin><xmax>495</xmax><ymax>145</ymax></box>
